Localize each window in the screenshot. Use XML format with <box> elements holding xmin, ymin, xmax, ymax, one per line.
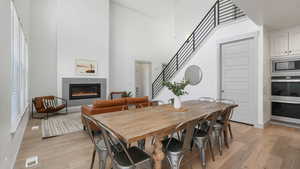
<box><xmin>10</xmin><ymin>1</ymin><xmax>29</xmax><ymax>133</ymax></box>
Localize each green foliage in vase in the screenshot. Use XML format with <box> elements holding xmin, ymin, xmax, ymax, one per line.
<box><xmin>122</xmin><ymin>91</ymin><xmax>133</xmax><ymax>97</ymax></box>
<box><xmin>162</xmin><ymin>80</ymin><xmax>190</xmax><ymax>96</ymax></box>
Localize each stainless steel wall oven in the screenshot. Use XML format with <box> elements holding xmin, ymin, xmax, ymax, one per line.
<box><xmin>272</xmin><ymin>58</ymin><xmax>300</xmax><ymax>122</ymax></box>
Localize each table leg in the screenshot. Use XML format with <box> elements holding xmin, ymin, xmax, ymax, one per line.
<box><xmin>153</xmin><ymin>136</ymin><xmax>165</xmax><ymax>169</ymax></box>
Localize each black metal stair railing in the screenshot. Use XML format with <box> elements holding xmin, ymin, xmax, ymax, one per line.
<box><xmin>152</xmin><ymin>0</ymin><xmax>245</xmax><ymax>98</ymax></box>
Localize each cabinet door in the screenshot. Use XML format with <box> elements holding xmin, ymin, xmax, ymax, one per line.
<box><xmin>270</xmin><ymin>32</ymin><xmax>289</xmax><ymax>57</ymax></box>
<box><xmin>289</xmin><ymin>29</ymin><xmax>300</xmax><ymax>55</ymax></box>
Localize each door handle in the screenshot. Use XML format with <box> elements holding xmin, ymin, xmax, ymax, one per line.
<box><xmin>221</xmin><ymin>90</ymin><xmax>225</xmax><ymax>93</ymax></box>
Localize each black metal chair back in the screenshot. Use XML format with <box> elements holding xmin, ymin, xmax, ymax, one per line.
<box><xmin>92</xmin><ymin>118</ymin><xmax>137</xmax><ymax>168</ymax></box>
<box><xmin>165</xmin><ymin>121</ymin><xmax>186</xmax><ymax>150</ymax></box>
<box><xmin>82</xmin><ymin>114</ymin><xmax>110</xmax><ymax>169</ymax></box>
<box><xmin>167</xmin><ymin>117</ymin><xmax>205</xmax><ymax>150</ymax></box>
<box><xmin>82</xmin><ymin>114</ymin><xmax>98</xmax><ymax>146</ymax></box>
<box><xmin>216</xmin><ymin>99</ymin><xmax>235</xmax><ymax>120</ymax></box>
<box><xmin>203</xmin><ymin>110</ymin><xmax>221</xmax><ymax>135</ymax></box>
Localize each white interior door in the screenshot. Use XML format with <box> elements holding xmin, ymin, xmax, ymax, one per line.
<box><xmin>220</xmin><ymin>38</ymin><xmax>255</xmax><ymax>125</ymax></box>
<box><xmin>135</xmin><ymin>62</ymin><xmax>152</xmax><ymax>97</ymax></box>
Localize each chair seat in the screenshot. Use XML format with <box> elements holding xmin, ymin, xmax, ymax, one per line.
<box><xmin>216</xmin><ymin>120</ymin><xmax>224</xmax><ymax>124</ymax></box>
<box><xmin>96</xmin><ymin>139</ymin><xmax>107</xmax><ymax>150</ymax></box>
<box><xmin>54</xmin><ymin>104</ymin><xmax>66</xmax><ymax>111</ymax></box>
<box><xmin>213</xmin><ymin>122</ymin><xmax>223</xmax><ymax>129</ymax></box>
<box><xmin>114</xmin><ymin>146</ymin><xmax>151</xmax><ymax>167</ymax></box>
<box><xmin>162</xmin><ymin>138</ymin><xmax>183</xmax><ymax>153</ymax></box>
<box><xmin>193</xmin><ymin>129</ymin><xmax>208</xmax><ymax>138</ymax></box>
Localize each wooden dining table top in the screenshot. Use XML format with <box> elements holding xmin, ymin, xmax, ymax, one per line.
<box><xmin>92</xmin><ymin>100</ymin><xmax>238</xmax><ymax>144</ymax></box>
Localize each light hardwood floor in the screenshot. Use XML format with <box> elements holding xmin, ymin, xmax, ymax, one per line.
<box><xmin>15</xmin><ymin>120</ymin><xmax>300</xmax><ymax>169</ymax></box>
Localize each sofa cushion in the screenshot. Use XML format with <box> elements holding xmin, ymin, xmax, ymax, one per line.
<box><xmin>126</xmin><ymin>96</ymin><xmax>149</xmax><ymax>105</ymax></box>
<box><xmin>93</xmin><ymin>98</ymin><xmax>126</xmax><ymax>108</ymax></box>
<box><xmin>90</xmin><ymin>106</ymin><xmax>126</xmax><ymax>115</ymax></box>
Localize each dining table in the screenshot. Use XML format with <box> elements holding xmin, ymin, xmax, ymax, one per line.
<box><xmin>92</xmin><ymin>100</ymin><xmax>238</xmax><ymax>169</ymax></box>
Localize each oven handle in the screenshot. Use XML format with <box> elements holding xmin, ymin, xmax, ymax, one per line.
<box><xmin>272</xmin><ymin>99</ymin><xmax>300</xmax><ymax>104</ymax></box>
<box><xmin>272</xmin><ymin>79</ymin><xmax>300</xmax><ymax>82</ymax></box>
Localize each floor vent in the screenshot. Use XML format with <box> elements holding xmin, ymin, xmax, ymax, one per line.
<box><xmin>25</xmin><ymin>156</ymin><xmax>38</xmax><ymax>168</ymax></box>
<box><xmin>31</xmin><ymin>126</ymin><xmax>39</xmax><ymax>130</ymax></box>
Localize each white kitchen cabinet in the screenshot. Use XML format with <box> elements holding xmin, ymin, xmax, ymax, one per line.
<box><xmin>270</xmin><ymin>27</ymin><xmax>300</xmax><ymax>58</ymax></box>
<box><xmin>289</xmin><ymin>29</ymin><xmax>300</xmax><ymax>55</ymax></box>
<box><xmin>270</xmin><ymin>32</ymin><xmax>289</xmax><ymax>57</ymax></box>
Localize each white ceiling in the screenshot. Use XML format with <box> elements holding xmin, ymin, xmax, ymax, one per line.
<box><xmin>233</xmin><ymin>0</ymin><xmax>300</xmax><ymax>30</ymax></box>
<box><xmin>111</xmin><ymin>0</ymin><xmax>174</xmax><ymax>19</ymax></box>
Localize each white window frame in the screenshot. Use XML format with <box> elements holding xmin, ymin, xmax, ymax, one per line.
<box><xmin>10</xmin><ymin>1</ymin><xmax>29</xmax><ymax>133</ymax></box>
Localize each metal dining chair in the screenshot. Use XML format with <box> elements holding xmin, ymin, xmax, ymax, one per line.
<box><xmin>94</xmin><ymin>116</ymin><xmax>153</xmax><ymax>169</ymax></box>
<box><xmin>197</xmin><ymin>97</ymin><xmax>216</xmax><ymax>133</ymax></box>
<box><xmin>192</xmin><ymin>111</ymin><xmax>220</xmax><ymax>169</ymax></box>
<box><xmin>218</xmin><ymin>99</ymin><xmax>235</xmax><ymax>139</ymax></box>
<box><xmin>159</xmin><ymin>118</ymin><xmax>200</xmax><ymax>169</ymax></box>
<box><xmin>213</xmin><ymin>99</ymin><xmax>235</xmax><ymax>154</ymax></box>
<box><xmin>82</xmin><ymin>114</ymin><xmax>109</xmax><ymax>169</ymax></box>
<box><xmin>161</xmin><ymin>122</ymin><xmax>186</xmax><ymax>169</ymax></box>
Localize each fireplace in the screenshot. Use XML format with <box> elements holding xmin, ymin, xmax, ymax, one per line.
<box><xmin>62</xmin><ymin>78</ymin><xmax>107</xmax><ymax>107</ymax></box>
<box><xmin>69</xmin><ymin>83</ymin><xmax>101</xmax><ymax>100</ymax></box>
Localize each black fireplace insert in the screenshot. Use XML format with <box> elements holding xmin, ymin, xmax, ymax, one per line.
<box><xmin>69</xmin><ymin>83</ymin><xmax>101</xmax><ymax>100</ymax></box>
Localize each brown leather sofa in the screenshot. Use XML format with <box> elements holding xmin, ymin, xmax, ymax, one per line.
<box><xmin>81</xmin><ymin>96</ymin><xmax>152</xmax><ymax>131</ymax></box>
<box><xmin>126</xmin><ymin>97</ymin><xmax>152</xmax><ymax>108</ymax></box>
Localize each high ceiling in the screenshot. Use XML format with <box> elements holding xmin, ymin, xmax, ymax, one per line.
<box><xmin>233</xmin><ymin>0</ymin><xmax>300</xmax><ymax>30</ymax></box>
<box><xmin>111</xmin><ymin>0</ymin><xmax>174</xmax><ymax>20</ymax></box>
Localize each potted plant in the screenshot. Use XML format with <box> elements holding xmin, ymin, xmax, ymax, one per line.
<box><xmin>163</xmin><ymin>80</ymin><xmax>189</xmax><ymax>109</ymax></box>
<box><xmin>122</xmin><ymin>91</ymin><xmax>133</xmax><ymax>98</ymax></box>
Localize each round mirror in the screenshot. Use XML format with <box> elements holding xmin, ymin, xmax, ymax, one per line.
<box><xmin>184</xmin><ymin>65</ymin><xmax>203</xmax><ymax>86</ymax></box>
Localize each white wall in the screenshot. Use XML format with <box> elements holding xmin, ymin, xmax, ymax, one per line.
<box><xmin>0</xmin><ymin>0</ymin><xmax>12</xmax><ymax>167</ymax></box>
<box><xmin>174</xmin><ymin>0</ymin><xmax>215</xmax><ymax>46</ymax></box>
<box><xmin>109</xmin><ymin>1</ymin><xmax>176</xmax><ymax>94</ymax></box>
<box><xmin>232</xmin><ymin>0</ymin><xmax>300</xmax><ymax>30</ymax></box>
<box><xmin>30</xmin><ymin>0</ymin><xmax>110</xmax><ymax>98</ymax></box>
<box><xmin>156</xmin><ymin>19</ymin><xmax>270</xmax><ymax>127</ymax></box>
<box><xmin>57</xmin><ymin>0</ymin><xmax>110</xmax><ymax>97</ymax></box>
<box><xmin>256</xmin><ymin>25</ymin><xmax>272</xmax><ymax>127</ymax></box>
<box><xmin>262</xmin><ymin>28</ymin><xmax>272</xmax><ymax>124</ymax></box>
<box><xmin>0</xmin><ymin>0</ymin><xmax>31</xmax><ymax>169</ymax></box>
<box><xmin>14</xmin><ymin>0</ymin><xmax>31</xmax><ymax>35</ymax></box>
<box><xmin>30</xmin><ymin>0</ymin><xmax>58</xmax><ymax>98</ymax></box>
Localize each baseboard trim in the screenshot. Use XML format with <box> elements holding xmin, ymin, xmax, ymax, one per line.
<box><xmin>254</xmin><ymin>120</ymin><xmax>271</xmax><ymax>129</ymax></box>
<box><xmin>10</xmin><ymin>109</ymin><xmax>30</xmax><ymax>169</ymax></box>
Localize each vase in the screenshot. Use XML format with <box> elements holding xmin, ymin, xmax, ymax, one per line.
<box><xmin>174</xmin><ymin>96</ymin><xmax>182</xmax><ymax>109</ymax></box>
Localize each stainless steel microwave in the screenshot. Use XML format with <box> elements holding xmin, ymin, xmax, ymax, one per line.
<box><xmin>272</xmin><ymin>59</ymin><xmax>300</xmax><ymax>76</ymax></box>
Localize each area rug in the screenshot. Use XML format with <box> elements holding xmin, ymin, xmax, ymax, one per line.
<box><xmin>41</xmin><ymin>112</ymin><xmax>83</xmax><ymax>139</ymax></box>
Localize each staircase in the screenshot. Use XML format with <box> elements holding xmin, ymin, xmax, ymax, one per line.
<box><xmin>152</xmin><ymin>0</ymin><xmax>245</xmax><ymax>98</ymax></box>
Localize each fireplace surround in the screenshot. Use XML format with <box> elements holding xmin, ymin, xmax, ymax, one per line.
<box><xmin>62</xmin><ymin>78</ymin><xmax>106</xmax><ymax>106</ymax></box>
